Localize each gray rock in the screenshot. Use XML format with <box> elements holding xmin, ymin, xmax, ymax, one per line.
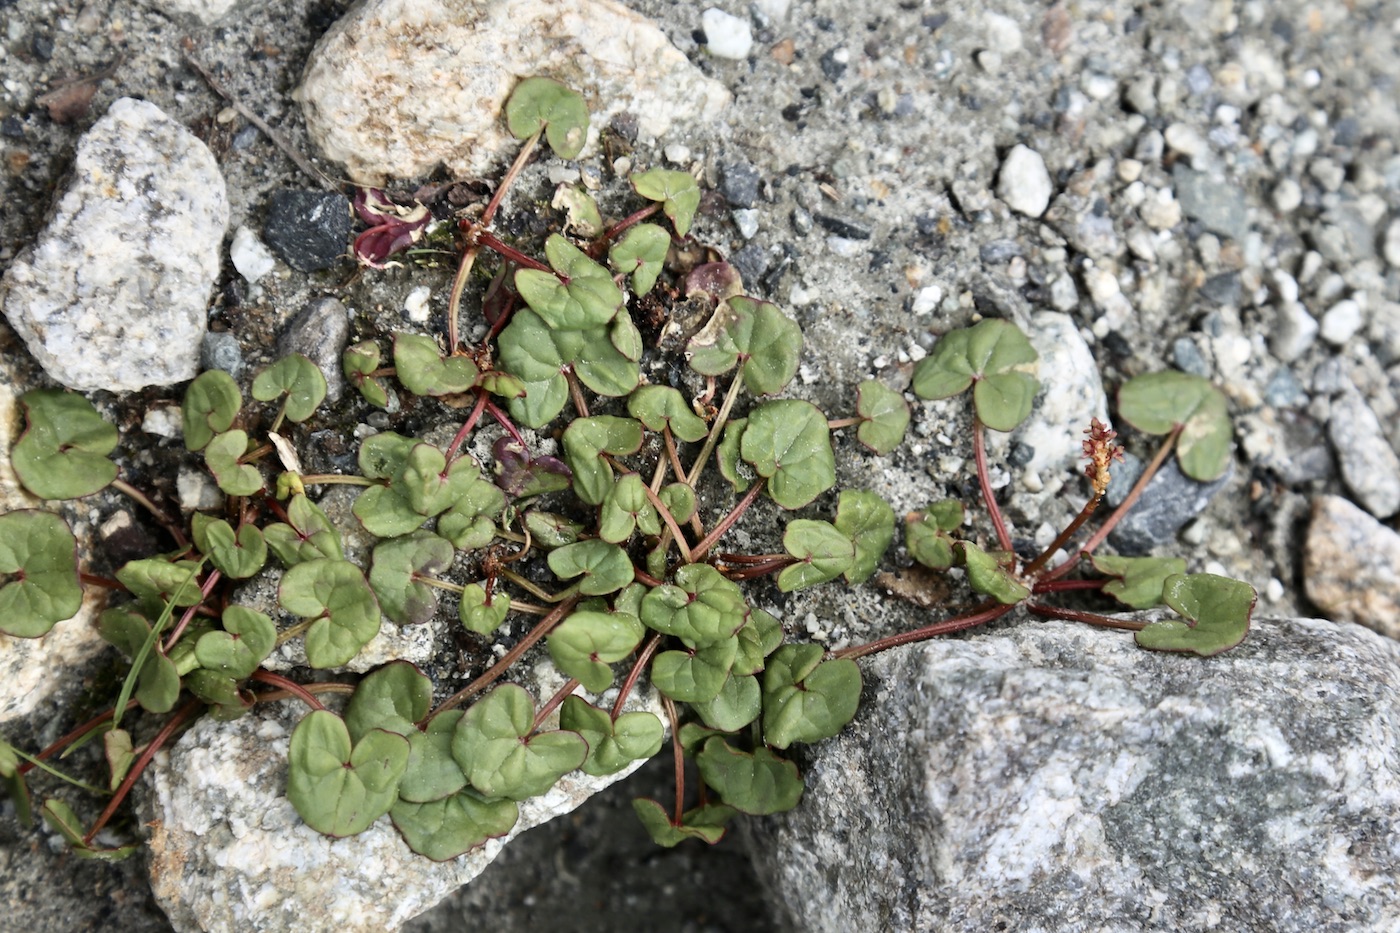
<box><xmin>1171</xmin><ymin>336</ymin><xmax>1210</xmax><ymax>377</ymax></box>
<box><xmin>747</xmin><ymin>616</ymin><xmax>1400</xmax><ymax>933</ymax></box>
<box><xmin>1173</xmin><ymin>163</ymin><xmax>1248</xmax><ymax>240</ymax></box>
<box><xmin>201</xmin><ymin>331</ymin><xmax>244</xmax><ymax>379</ymax></box>
<box><xmin>1304</xmin><ymin>494</ymin><xmax>1400</xmax><ymax>640</ymax></box>
<box><xmin>279</xmin><ymin>297</ymin><xmax>351</xmax><ymax>403</ymax></box>
<box><xmin>719</xmin><ymin>160</ymin><xmax>762</xmax><ymax>208</ymax></box>
<box><xmin>296</xmin><ymin>0</ymin><xmax>730</xmax><ymax>184</ymax></box>
<box><xmin>1011</xmin><ymin>311</ymin><xmax>1108</xmax><ymax>481</ymax></box>
<box><xmin>1327</xmin><ymin>386</ymin><xmax>1400</xmax><ymax>519</ymax></box>
<box><xmin>263</xmin><ymin>189</ymin><xmax>353</xmax><ymax>272</ymax></box>
<box><xmin>141</xmin><ymin>689</ymin><xmax>661</xmax><ymax>933</ymax></box>
<box><xmin>0</xmin><ymin>98</ymin><xmax>227</xmax><ymax>392</ymax></box>
<box><xmin>1108</xmin><ymin>459</ymin><xmax>1234</xmax><ymax>555</ymax></box>
<box><xmin>997</xmin><ymin>145</ymin><xmax>1052</xmax><ymax>218</ymax></box>
<box><xmin>1268</xmin><ymin>301</ymin><xmax>1318</xmax><ymax>362</ymax></box>
<box><xmin>139</xmin><ymin>0</ymin><xmax>239</xmax><ymax>24</ymax></box>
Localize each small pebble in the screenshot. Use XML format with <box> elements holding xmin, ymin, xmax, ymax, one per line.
<box><xmin>997</xmin><ymin>145</ymin><xmax>1052</xmax><ymax>218</ymax></box>
<box><xmin>911</xmin><ymin>285</ymin><xmax>942</xmax><ymax>315</ymax></box>
<box><xmin>230</xmin><ymin>225</ymin><xmax>276</xmax><ymax>283</ymax></box>
<box><xmin>404</xmin><ymin>285</ymin><xmax>432</xmax><ymax>322</ymax></box>
<box><xmin>731</xmin><ymin>209</ymin><xmax>760</xmax><ymax>239</ymax></box>
<box><xmin>1164</xmin><ymin>123</ymin><xmax>1207</xmax><ymax>159</ymax></box>
<box><xmin>1319</xmin><ymin>299</ymin><xmax>1363</xmax><ymax>345</ymax></box>
<box><xmin>702</xmin><ymin>8</ymin><xmax>753</xmax><ymax>59</ymax></box>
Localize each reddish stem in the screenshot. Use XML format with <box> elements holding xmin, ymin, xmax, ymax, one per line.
<box><xmin>476</xmin><ymin>230</ymin><xmax>552</xmax><ymax>272</ymax></box>
<box><xmin>532</xmin><ymin>678</ymin><xmax>581</xmax><ymax>733</ymax></box>
<box><xmin>485</xmin><ymin>400</ymin><xmax>528</xmax><ymax>446</ymax></box>
<box><xmin>590</xmin><ymin>202</ymin><xmax>664</xmax><ymax>255</ymax></box>
<box><xmin>663</xmin><ymin>696</ymin><xmax>685</xmax><ymax>823</ymax></box>
<box><xmin>80</xmin><ymin>572</ymin><xmax>126</xmax><ymax>591</ymax></box>
<box><xmin>1026</xmin><ymin>602</ymin><xmax>1147</xmax><ymax>631</ymax></box>
<box><xmin>721</xmin><ymin>557</ymin><xmax>797</xmax><ymax>581</ymax></box>
<box><xmin>163</xmin><ymin>569</ymin><xmax>223</xmax><ymax>652</ymax></box>
<box><xmin>690</xmin><ymin>480</ymin><xmax>766</xmax><ymax>562</ymax></box>
<box><xmin>833</xmin><ymin>601</ymin><xmax>1014</xmax><ymax>661</ymax></box>
<box><xmin>84</xmin><ymin>699</ymin><xmax>201</xmax><ymax>845</ymax></box>
<box><xmin>1032</xmin><ymin>578</ymin><xmax>1106</xmax><ymax>594</ymax></box>
<box><xmin>1020</xmin><ymin>492</ymin><xmax>1102</xmax><ymax>578</ymax></box>
<box><xmin>16</xmin><ymin>701</ymin><xmax>139</xmax><ymax>776</ymax></box>
<box><xmin>445</xmin><ymin>390</ymin><xmax>490</xmax><ymax>462</ymax></box>
<box><xmin>250</xmin><ymin>670</ymin><xmax>328</xmax><ymax>711</ymax></box>
<box><xmin>973</xmin><ymin>418</ymin><xmax>1013</xmax><ymax>554</ymax></box>
<box><xmin>612</xmin><ymin>634</ymin><xmax>662</xmax><ymax>721</ymax></box>
<box><xmin>430</xmin><ymin>596</ymin><xmax>581</xmax><ymax>718</ymax></box>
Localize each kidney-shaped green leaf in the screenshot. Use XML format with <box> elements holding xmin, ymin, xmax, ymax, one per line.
<box><xmin>854</xmin><ymin>379</ymin><xmax>910</xmax><ymax>455</ymax></box>
<box><xmin>182</xmin><ymin>370</ymin><xmax>242</xmax><ymax>452</ymax></box>
<box><xmin>1134</xmin><ymin>573</ymin><xmax>1254</xmax><ymax>657</ymax></box>
<box><xmin>397</xmin><ymin>711</ymin><xmax>468</xmax><ymax>804</ymax></box>
<box><xmin>393</xmin><ymin>333</ymin><xmax>480</xmax><ymax>397</ymax></box>
<box><xmin>627</xmin><ymin>385</ymin><xmax>709</xmax><ymax>443</ymax></box>
<box><xmin>192</xmin><ymin>514</ymin><xmax>267</xmax><ymax>580</ymax></box>
<box><xmin>547</xmin><ymin>609</ymin><xmax>645</xmax><ymax>693</ymax></box>
<box><xmin>195</xmin><ymin>605</ymin><xmax>276</xmax><ymax>680</ymax></box>
<box><xmin>451</xmin><ymin>684</ymin><xmax>588</xmax><ymax>800</ymax></box>
<box><xmin>1091</xmin><ymin>554</ymin><xmax>1187</xmax><ymax>609</ymax></box>
<box><xmin>252</xmin><ymin>354</ymin><xmax>327</xmax><ymax>422</ymax></box>
<box><xmin>12</xmin><ymin>389</ymin><xmax>117</xmax><ymax>499</ymax></box>
<box><xmin>958</xmin><ymin>541</ymin><xmax>1030</xmax><ymax>604</ymax></box>
<box><xmin>287</xmin><ymin>710</ymin><xmax>410</xmax><ymax>837</ymax></box>
<box><xmin>911</xmin><ymin>319</ymin><xmax>1040</xmax><ymax>431</ymax></box>
<box><xmin>547</xmin><ymin>540</ymin><xmax>635</xmax><ymax>596</ymax></box>
<box><xmin>264</xmin><ymin>494</ymin><xmax>343</xmax><ymax>567</ymax></box>
<box><xmin>693</xmin><ymin>672</ymin><xmax>762</xmax><ymax>732</ymax></box>
<box><xmin>651</xmin><ymin>638</ymin><xmax>738</xmax><ymax>703</ymax></box>
<box><xmin>741</xmin><ymin>400</ymin><xmax>835</xmax><ymax>509</ymax></box>
<box><xmin>98</xmin><ymin>608</ymin><xmax>181</xmax><ymax>713</ymax></box>
<box><xmin>368</xmin><ymin>532</ymin><xmax>455</xmax><ymax>626</ymax></box>
<box><xmin>505</xmin><ymin>76</ymin><xmax>589</xmax><ymax>158</ymax></box>
<box><xmin>687</xmin><ymin>297</ymin><xmax>802</xmax><ymax>396</ymax></box>
<box><xmin>1118</xmin><ymin>371</ymin><xmax>1233</xmax><ymax>481</ymax></box>
<box><xmin>777</xmin><ymin>520</ymin><xmax>855</xmax><ymax>592</ymax></box>
<box><xmin>639</xmin><ymin>563</ymin><xmax>747</xmax><ymax>646</ymax></box>
<box><xmin>516</xmin><ymin>235</ymin><xmax>623</xmax><ymax>332</ymax></box>
<box><xmin>608</xmin><ymin>223</ymin><xmax>670</xmax><ymax>296</ymax></box>
<box><xmin>833</xmin><ymin>489</ymin><xmax>895</xmax><ymax>584</ymax></box>
<box><xmin>762</xmin><ymin>644</ymin><xmax>862</xmax><ymax>750</ymax></box>
<box><xmin>631</xmin><ymin>798</ymin><xmax>735</xmax><ymax>847</ymax></box>
<box><xmin>459</xmin><ymin>583</ymin><xmax>510</xmax><ymax>635</ymax></box>
<box><xmin>631</xmin><ymin>168</ymin><xmax>701</xmax><ymax>237</ymax></box>
<box><xmin>205</xmin><ymin>429</ymin><xmax>263</xmax><ymax>496</ymax></box>
<box><xmin>391</xmin><ymin>786</ymin><xmax>519</xmax><ymax>860</ymax></box>
<box><xmin>696</xmin><ymin>737</ymin><xmax>804</xmax><ymax>816</ymax></box>
<box><xmin>0</xmin><ymin>510</ymin><xmax>81</xmax><ymax>637</ymax></box>
<box><xmin>344</xmin><ymin>660</ymin><xmax>433</xmax><ymax>742</ymax></box>
<box><xmin>279</xmin><ymin>559</ymin><xmax>381</xmax><ymax>669</ymax></box>
<box><xmin>559</xmin><ymin>696</ymin><xmax>665</xmax><ymax>776</ymax></box>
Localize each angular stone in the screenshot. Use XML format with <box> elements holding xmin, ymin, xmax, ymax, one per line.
<box><xmin>1011</xmin><ymin>311</ymin><xmax>1108</xmax><ymax>481</ymax></box>
<box><xmin>747</xmin><ymin>616</ymin><xmax>1400</xmax><ymax>932</ymax></box>
<box><xmin>0</xmin><ymin>98</ymin><xmax>228</xmax><ymax>392</ymax></box>
<box><xmin>263</xmin><ymin>189</ymin><xmax>353</xmax><ymax>273</ymax></box>
<box><xmin>296</xmin><ymin>0</ymin><xmax>731</xmax><ymax>185</ymax></box>
<box><xmin>1108</xmin><ymin>458</ymin><xmax>1234</xmax><ymax>555</ymax></box>
<box><xmin>1174</xmin><ymin>163</ymin><xmax>1248</xmax><ymax>240</ymax></box>
<box><xmin>1327</xmin><ymin>386</ymin><xmax>1400</xmax><ymax>519</ymax></box>
<box><xmin>141</xmin><ymin>689</ymin><xmax>660</xmax><ymax>933</ymax></box>
<box><xmin>279</xmin><ymin>297</ymin><xmax>351</xmax><ymax>404</ymax></box>
<box><xmin>1304</xmin><ymin>494</ymin><xmax>1400</xmax><ymax>639</ymax></box>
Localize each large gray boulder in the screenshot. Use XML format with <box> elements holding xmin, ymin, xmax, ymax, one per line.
<box><xmin>746</xmin><ymin>616</ymin><xmax>1400</xmax><ymax>931</ymax></box>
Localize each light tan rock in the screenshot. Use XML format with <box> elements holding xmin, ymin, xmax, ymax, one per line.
<box><xmin>1304</xmin><ymin>494</ymin><xmax>1400</xmax><ymax>639</ymax></box>
<box><xmin>296</xmin><ymin>0</ymin><xmax>731</xmax><ymax>185</ymax></box>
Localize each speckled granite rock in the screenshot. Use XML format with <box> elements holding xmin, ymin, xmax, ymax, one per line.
<box><xmin>295</xmin><ymin>0</ymin><xmax>730</xmax><ymax>184</ymax></box>
<box><xmin>1304</xmin><ymin>493</ymin><xmax>1400</xmax><ymax>639</ymax></box>
<box><xmin>140</xmin><ymin>686</ymin><xmax>662</xmax><ymax>933</ymax></box>
<box><xmin>746</xmin><ymin>616</ymin><xmax>1400</xmax><ymax>932</ymax></box>
<box><xmin>1011</xmin><ymin>311</ymin><xmax>1108</xmax><ymax>482</ymax></box>
<box><xmin>0</xmin><ymin>98</ymin><xmax>227</xmax><ymax>392</ymax></box>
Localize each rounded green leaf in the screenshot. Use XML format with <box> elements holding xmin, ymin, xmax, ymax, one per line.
<box><xmin>12</xmin><ymin>389</ymin><xmax>117</xmax><ymax>499</ymax></box>
<box><xmin>608</xmin><ymin>223</ymin><xmax>670</xmax><ymax>296</ymax></box>
<box><xmin>516</xmin><ymin>235</ymin><xmax>623</xmax><ymax>332</ymax></box>
<box><xmin>598</xmin><ymin>473</ymin><xmax>661</xmax><ymax>544</ymax></box>
<box><xmin>115</xmin><ymin>558</ymin><xmax>203</xmax><ymax>608</ymax></box>
<box><xmin>555</xmin><ymin>184</ymin><xmax>604</xmax><ymax>237</ymax></box>
<box><xmin>639</xmin><ymin>563</ymin><xmax>747</xmax><ymax>646</ymax></box>
<box><xmin>184</xmin><ymin>669</ymin><xmax>253</xmax><ymax>720</ymax></box>
<box><xmin>498</xmin><ymin>308</ymin><xmax>566</xmax><ymax>383</ymax></box>
<box><xmin>854</xmin><ymin>379</ymin><xmax>910</xmax><ymax>454</ymax></box>
<box><xmin>561</xmin><ymin>415</ymin><xmax>644</xmax><ymax>505</ymax></box>
<box><xmin>627</xmin><ymin>385</ymin><xmax>709</xmax><ymax>443</ymax></box>
<box><xmin>547</xmin><ymin>540</ymin><xmax>635</xmax><ymax>596</ymax></box>
<box><xmin>393</xmin><ymin>333</ymin><xmax>480</xmax><ymax>397</ymax></box>
<box><xmin>192</xmin><ymin>515</ymin><xmax>267</xmax><ymax>579</ymax></box>
<box><xmin>559</xmin><ymin>697</ymin><xmax>665</xmax><ymax>776</ymax></box>
<box><xmin>344</xmin><ymin>341</ymin><xmax>390</xmax><ymax>408</ymax></box>
<box><xmin>505</xmin><ymin>77</ymin><xmax>589</xmax><ymax>158</ymax></box>
<box><xmin>777</xmin><ymin>520</ymin><xmax>855</xmax><ymax>592</ymax></box>
<box><xmin>547</xmin><ymin>609</ymin><xmax>645</xmax><ymax>693</ymax></box>
<box><xmin>1090</xmin><ymin>554</ymin><xmax>1187</xmax><ymax>609</ymax></box>
<box><xmin>567</xmin><ymin>325</ymin><xmax>641</xmax><ymax>397</ymax></box>
<box><xmin>344</xmin><ymin>660</ymin><xmax>433</xmax><ymax>741</ymax></box>
<box><xmin>252</xmin><ymin>354</ymin><xmax>327</xmax><ymax>422</ymax></box>
<box><xmin>195</xmin><ymin>605</ymin><xmax>276</xmax><ymax>679</ymax></box>
<box><xmin>264</xmin><ymin>494</ymin><xmax>343</xmax><ymax>566</ymax></box>
<box><xmin>523</xmin><ymin>511</ymin><xmax>585</xmax><ymax>548</ymax></box>
<box><xmin>182</xmin><ymin>370</ymin><xmax>242</xmax><ymax>452</ymax></box>
<box><xmin>631</xmin><ymin>168</ymin><xmax>701</xmax><ymax>238</ymax></box>
<box><xmin>686</xmin><ymin>297</ymin><xmax>802</xmax><ymax>396</ymax></box>
<box><xmin>1118</xmin><ymin>371</ymin><xmax>1233</xmax><ymax>481</ymax></box>
<box><xmin>352</xmin><ymin>485</ymin><xmax>425</xmax><ymax>538</ymax></box>
<box><xmin>716</xmin><ymin>417</ymin><xmax>750</xmax><ymax>492</ymax></box>
<box><xmin>437</xmin><ymin>473</ymin><xmax>506</xmax><ymax>550</ymax></box>
<box><xmin>958</xmin><ymin>541</ymin><xmax>1030</xmax><ymax>604</ymax></box>
<box><xmin>279</xmin><ymin>559</ymin><xmax>381</xmax><ymax>669</ymax></box>
<box><xmin>287</xmin><ymin>710</ymin><xmax>410</xmax><ymax>837</ymax></box>
<box><xmin>459</xmin><ymin>583</ymin><xmax>511</xmax><ymax>635</ymax></box>
<box><xmin>391</xmin><ymin>787</ymin><xmax>519</xmax><ymax>860</ymax></box>
<box><xmin>762</xmin><ymin>644</ymin><xmax>862</xmax><ymax>750</ymax></box>
<box><xmin>973</xmin><ymin>371</ymin><xmax>1041</xmax><ymax>432</ymax></box>
<box><xmin>369</xmin><ymin>529</ymin><xmax>456</xmax><ymax>624</ymax></box>
<box><xmin>659</xmin><ymin>482</ymin><xmax>697</xmax><ymax>524</ymax></box>
<box><xmin>910</xmin><ymin>319</ymin><xmax>1040</xmax><ymax>430</ymax></box>
<box><xmin>451</xmin><ymin>684</ymin><xmax>588</xmax><ymax>800</ymax></box>
<box><xmin>732</xmin><ymin>607</ymin><xmax>783</xmax><ymax>676</ymax></box>
<box><xmin>693</xmin><ymin>673</ymin><xmax>762</xmax><ymax>732</ymax></box>
<box><xmin>205</xmin><ymin>429</ymin><xmax>263</xmax><ymax>496</ymax></box>
<box><xmin>833</xmin><ymin>490</ymin><xmax>895</xmax><ymax>585</ymax></box>
<box><xmin>397</xmin><ymin>446</ymin><xmax>485</xmax><ymax>517</ymax></box>
<box><xmin>741</xmin><ymin>400</ymin><xmax>836</xmax><ymax>509</ymax></box>
<box><xmin>695</xmin><ymin>737</ymin><xmax>804</xmax><ymax>815</ymax></box>
<box><xmin>358</xmin><ymin>431</ymin><xmax>418</xmax><ymax>480</ymax></box>
<box><xmin>631</xmin><ymin>798</ymin><xmax>735</xmax><ymax>847</ymax></box>
<box><xmin>651</xmin><ymin>638</ymin><xmax>738</xmax><ymax>703</ymax></box>
<box><xmin>0</xmin><ymin>510</ymin><xmax>81</xmax><ymax>637</ymax></box>
<box><xmin>398</xmin><ymin>711</ymin><xmax>469</xmax><ymax>804</ymax></box>
<box><xmin>506</xmin><ymin>375</ymin><xmax>570</xmax><ymax>429</ymax></box>
<box><xmin>1135</xmin><ymin>573</ymin><xmax>1255</xmax><ymax>657</ymax></box>
<box><xmin>98</xmin><ymin>609</ymin><xmax>181</xmax><ymax>713</ymax></box>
